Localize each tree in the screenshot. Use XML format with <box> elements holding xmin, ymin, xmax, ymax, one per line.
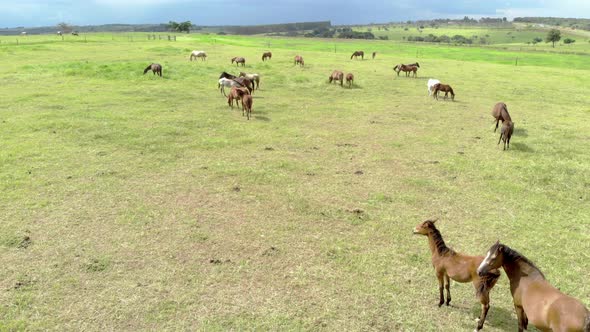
<box><xmin>168</xmin><ymin>20</ymin><xmax>192</xmax><ymax>33</ymax></box>
<box><xmin>57</xmin><ymin>22</ymin><xmax>73</xmax><ymax>34</ymax></box>
<box><xmin>563</xmin><ymin>38</ymin><xmax>576</xmax><ymax>44</ymax></box>
<box><xmin>545</xmin><ymin>29</ymin><xmax>561</xmax><ymax>47</ymax></box>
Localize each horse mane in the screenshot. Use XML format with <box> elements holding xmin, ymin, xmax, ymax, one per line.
<box><xmin>496</xmin><ymin>243</ymin><xmax>545</xmax><ymax>279</ymax></box>
<box><xmin>143</xmin><ymin>64</ymin><xmax>153</xmax><ymax>74</ymax></box>
<box><xmin>427</xmin><ymin>222</ymin><xmax>456</xmax><ymax>256</ymax></box>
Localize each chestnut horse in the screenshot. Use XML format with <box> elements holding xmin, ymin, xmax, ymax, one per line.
<box><xmin>432</xmin><ymin>83</ymin><xmax>455</xmax><ymax>101</ymax></box>
<box><xmin>239</xmin><ymin>72</ymin><xmax>260</xmax><ymax>90</ymax></box>
<box><xmin>478</xmin><ymin>242</ymin><xmax>590</xmax><ymax>332</ymax></box>
<box><xmin>414</xmin><ymin>219</ymin><xmax>501</xmax><ymax>331</ymax></box>
<box><xmin>345</xmin><ymin>73</ymin><xmax>354</xmax><ymax>88</ymax></box>
<box><xmin>227</xmin><ymin>86</ymin><xmax>250</xmax><ymax>108</ymax></box>
<box><xmin>350</xmin><ymin>51</ymin><xmax>364</xmax><ymax>60</ymax></box>
<box><xmin>294</xmin><ymin>55</ymin><xmax>304</xmax><ymax>67</ymax></box>
<box><xmin>393</xmin><ymin>63</ymin><xmax>420</xmax><ymax>77</ymax></box>
<box><xmin>491</xmin><ymin>102</ymin><xmax>511</xmax><ymax>132</ymax></box>
<box><xmin>241</xmin><ymin>94</ymin><xmax>253</xmax><ymax>120</ymax></box>
<box><xmin>329</xmin><ymin>70</ymin><xmax>344</xmax><ymax>86</ymax></box>
<box><xmin>262</xmin><ymin>52</ymin><xmax>272</xmax><ymax>61</ymax></box>
<box><xmin>219</xmin><ymin>72</ymin><xmax>253</xmax><ymax>94</ymax></box>
<box><xmin>498</xmin><ymin>120</ymin><xmax>514</xmax><ymax>150</ymax></box>
<box><xmin>231</xmin><ymin>57</ymin><xmax>246</xmax><ymax>66</ymax></box>
<box><xmin>143</xmin><ymin>63</ymin><xmax>162</xmax><ymax>77</ymax></box>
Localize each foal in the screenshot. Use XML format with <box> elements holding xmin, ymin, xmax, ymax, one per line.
<box><xmin>414</xmin><ymin>219</ymin><xmax>501</xmax><ymax>331</ymax></box>
<box><xmin>262</xmin><ymin>52</ymin><xmax>272</xmax><ymax>61</ymax></box>
<box><xmin>478</xmin><ymin>242</ymin><xmax>590</xmax><ymax>332</ymax></box>
<box><xmin>432</xmin><ymin>83</ymin><xmax>455</xmax><ymax>101</ymax></box>
<box><xmin>241</xmin><ymin>94</ymin><xmax>253</xmax><ymax>120</ymax></box>
<box><xmin>143</xmin><ymin>63</ymin><xmax>162</xmax><ymax>77</ymax></box>
<box><xmin>345</xmin><ymin>73</ymin><xmax>354</xmax><ymax>88</ymax></box>
<box><xmin>491</xmin><ymin>102</ymin><xmax>511</xmax><ymax>132</ymax></box>
<box><xmin>498</xmin><ymin>120</ymin><xmax>514</xmax><ymax>150</ymax></box>
<box><xmin>294</xmin><ymin>55</ymin><xmax>304</xmax><ymax>67</ymax></box>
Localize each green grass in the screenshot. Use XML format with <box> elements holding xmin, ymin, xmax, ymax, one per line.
<box><xmin>1</xmin><ymin>32</ymin><xmax>589</xmax><ymax>331</ymax></box>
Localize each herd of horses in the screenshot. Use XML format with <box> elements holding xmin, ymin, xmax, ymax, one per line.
<box><xmin>414</xmin><ymin>219</ymin><xmax>590</xmax><ymax>332</ymax></box>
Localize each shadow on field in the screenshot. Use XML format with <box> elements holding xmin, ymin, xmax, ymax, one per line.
<box><xmin>255</xmin><ymin>115</ymin><xmax>271</xmax><ymax>122</ymax></box>
<box><xmin>511</xmin><ymin>142</ymin><xmax>534</xmax><ymax>152</ymax></box>
<box><xmin>465</xmin><ymin>305</ymin><xmax>516</xmax><ymax>331</ymax></box>
<box><xmin>513</xmin><ymin>127</ymin><xmax>528</xmax><ymax>137</ymax></box>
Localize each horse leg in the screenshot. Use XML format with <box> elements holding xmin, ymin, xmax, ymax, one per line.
<box><xmin>515</xmin><ymin>305</ymin><xmax>526</xmax><ymax>332</ymax></box>
<box><xmin>494</xmin><ymin>119</ymin><xmax>499</xmax><ymax>132</ymax></box>
<box><xmin>498</xmin><ymin>133</ymin><xmax>503</xmax><ymax>146</ymax></box>
<box><xmin>444</xmin><ymin>274</ymin><xmax>451</xmax><ymax>306</ymax></box>
<box><xmin>476</xmin><ymin>290</ymin><xmax>490</xmax><ymax>331</ymax></box>
<box><xmin>437</xmin><ymin>271</ymin><xmax>445</xmax><ymax>307</ymax></box>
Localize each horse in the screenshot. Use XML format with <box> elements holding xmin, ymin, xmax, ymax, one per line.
<box><xmin>427</xmin><ymin>79</ymin><xmax>441</xmax><ymax>96</ymax></box>
<box><xmin>57</xmin><ymin>31</ymin><xmax>62</xmax><ymax>36</ymax></box>
<box><xmin>372</xmin><ymin>51</ymin><xmax>377</xmax><ymax>59</ymax></box>
<box><xmin>143</xmin><ymin>63</ymin><xmax>162</xmax><ymax>77</ymax></box>
<box><xmin>351</xmin><ymin>51</ymin><xmax>364</xmax><ymax>60</ymax></box>
<box><xmin>231</xmin><ymin>57</ymin><xmax>246</xmax><ymax>67</ymax></box>
<box><xmin>345</xmin><ymin>73</ymin><xmax>354</xmax><ymax>88</ymax></box>
<box><xmin>21</xmin><ymin>32</ymin><xmax>27</xmax><ymax>36</ymax></box>
<box><xmin>329</xmin><ymin>70</ymin><xmax>344</xmax><ymax>86</ymax></box>
<box><xmin>262</xmin><ymin>52</ymin><xmax>272</xmax><ymax>61</ymax></box>
<box><xmin>239</xmin><ymin>72</ymin><xmax>260</xmax><ymax>90</ymax></box>
<box><xmin>219</xmin><ymin>72</ymin><xmax>253</xmax><ymax>94</ymax></box>
<box><xmin>491</xmin><ymin>102</ymin><xmax>511</xmax><ymax>132</ymax></box>
<box><xmin>478</xmin><ymin>241</ymin><xmax>590</xmax><ymax>332</ymax></box>
<box><xmin>218</xmin><ymin>78</ymin><xmax>244</xmax><ymax>96</ymax></box>
<box><xmin>241</xmin><ymin>94</ymin><xmax>253</xmax><ymax>120</ymax></box>
<box><xmin>294</xmin><ymin>55</ymin><xmax>304</xmax><ymax>67</ymax></box>
<box><xmin>71</xmin><ymin>31</ymin><xmax>79</xmax><ymax>36</ymax></box>
<box><xmin>190</xmin><ymin>50</ymin><xmax>207</xmax><ymax>61</ymax></box>
<box><xmin>227</xmin><ymin>86</ymin><xmax>250</xmax><ymax>108</ymax></box>
<box><xmin>413</xmin><ymin>219</ymin><xmax>501</xmax><ymax>331</ymax></box>
<box><xmin>432</xmin><ymin>83</ymin><xmax>455</xmax><ymax>101</ymax></box>
<box><xmin>393</xmin><ymin>63</ymin><xmax>419</xmax><ymax>77</ymax></box>
<box><xmin>498</xmin><ymin>120</ymin><xmax>514</xmax><ymax>150</ymax></box>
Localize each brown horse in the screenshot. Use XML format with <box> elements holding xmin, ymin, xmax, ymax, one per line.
<box><xmin>350</xmin><ymin>51</ymin><xmax>364</xmax><ymax>60</ymax></box>
<box><xmin>372</xmin><ymin>51</ymin><xmax>377</xmax><ymax>59</ymax></box>
<box><xmin>143</xmin><ymin>63</ymin><xmax>162</xmax><ymax>77</ymax></box>
<box><xmin>294</xmin><ymin>55</ymin><xmax>304</xmax><ymax>67</ymax></box>
<box><xmin>432</xmin><ymin>83</ymin><xmax>455</xmax><ymax>101</ymax></box>
<box><xmin>231</xmin><ymin>57</ymin><xmax>246</xmax><ymax>67</ymax></box>
<box><xmin>413</xmin><ymin>219</ymin><xmax>501</xmax><ymax>331</ymax></box>
<box><xmin>262</xmin><ymin>52</ymin><xmax>272</xmax><ymax>61</ymax></box>
<box><xmin>241</xmin><ymin>94</ymin><xmax>253</xmax><ymax>120</ymax></box>
<box><xmin>227</xmin><ymin>86</ymin><xmax>250</xmax><ymax>108</ymax></box>
<box><xmin>345</xmin><ymin>73</ymin><xmax>354</xmax><ymax>88</ymax></box>
<box><xmin>491</xmin><ymin>102</ymin><xmax>511</xmax><ymax>132</ymax></box>
<box><xmin>498</xmin><ymin>120</ymin><xmax>514</xmax><ymax>150</ymax></box>
<box><xmin>393</xmin><ymin>63</ymin><xmax>420</xmax><ymax>77</ymax></box>
<box><xmin>329</xmin><ymin>70</ymin><xmax>344</xmax><ymax>86</ymax></box>
<box><xmin>219</xmin><ymin>72</ymin><xmax>253</xmax><ymax>94</ymax></box>
<box><xmin>478</xmin><ymin>242</ymin><xmax>590</xmax><ymax>332</ymax></box>
<box><xmin>239</xmin><ymin>72</ymin><xmax>260</xmax><ymax>90</ymax></box>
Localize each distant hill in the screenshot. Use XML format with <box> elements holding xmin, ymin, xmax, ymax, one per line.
<box><xmin>514</xmin><ymin>17</ymin><xmax>590</xmax><ymax>30</ymax></box>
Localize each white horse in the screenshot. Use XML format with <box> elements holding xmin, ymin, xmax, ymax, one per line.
<box><xmin>238</xmin><ymin>72</ymin><xmax>260</xmax><ymax>89</ymax></box>
<box><xmin>190</xmin><ymin>50</ymin><xmax>207</xmax><ymax>61</ymax></box>
<box><xmin>218</xmin><ymin>78</ymin><xmax>242</xmax><ymax>96</ymax></box>
<box><xmin>21</xmin><ymin>31</ymin><xmax>27</xmax><ymax>36</ymax></box>
<box><xmin>427</xmin><ymin>79</ymin><xmax>441</xmax><ymax>96</ymax></box>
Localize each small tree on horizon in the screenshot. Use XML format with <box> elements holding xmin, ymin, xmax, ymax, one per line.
<box><xmin>168</xmin><ymin>21</ymin><xmax>192</xmax><ymax>33</ymax></box>
<box><xmin>57</xmin><ymin>22</ymin><xmax>73</xmax><ymax>34</ymax></box>
<box><xmin>545</xmin><ymin>29</ymin><xmax>561</xmax><ymax>48</ymax></box>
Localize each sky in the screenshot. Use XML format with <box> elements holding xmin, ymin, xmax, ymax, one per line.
<box><xmin>1</xmin><ymin>0</ymin><xmax>590</xmax><ymax>28</ymax></box>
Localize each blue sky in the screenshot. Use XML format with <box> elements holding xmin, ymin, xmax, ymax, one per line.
<box><xmin>1</xmin><ymin>0</ymin><xmax>589</xmax><ymax>28</ymax></box>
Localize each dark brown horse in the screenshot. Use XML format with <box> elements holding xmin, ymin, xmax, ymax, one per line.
<box><xmin>491</xmin><ymin>102</ymin><xmax>511</xmax><ymax>132</ymax></box>
<box><xmin>262</xmin><ymin>52</ymin><xmax>272</xmax><ymax>61</ymax></box>
<box><xmin>329</xmin><ymin>70</ymin><xmax>344</xmax><ymax>86</ymax></box>
<box><xmin>498</xmin><ymin>120</ymin><xmax>514</xmax><ymax>150</ymax></box>
<box><xmin>227</xmin><ymin>86</ymin><xmax>250</xmax><ymax>108</ymax></box>
<box><xmin>345</xmin><ymin>73</ymin><xmax>354</xmax><ymax>88</ymax></box>
<box><xmin>372</xmin><ymin>51</ymin><xmax>377</xmax><ymax>59</ymax></box>
<box><xmin>239</xmin><ymin>72</ymin><xmax>260</xmax><ymax>90</ymax></box>
<box><xmin>478</xmin><ymin>242</ymin><xmax>590</xmax><ymax>332</ymax></box>
<box><xmin>432</xmin><ymin>83</ymin><xmax>455</xmax><ymax>101</ymax></box>
<box><xmin>294</xmin><ymin>55</ymin><xmax>304</xmax><ymax>67</ymax></box>
<box><xmin>414</xmin><ymin>219</ymin><xmax>501</xmax><ymax>331</ymax></box>
<box><xmin>393</xmin><ymin>62</ymin><xmax>420</xmax><ymax>77</ymax></box>
<box><xmin>143</xmin><ymin>63</ymin><xmax>162</xmax><ymax>77</ymax></box>
<box><xmin>231</xmin><ymin>57</ymin><xmax>246</xmax><ymax>66</ymax></box>
<box><xmin>219</xmin><ymin>72</ymin><xmax>253</xmax><ymax>93</ymax></box>
<box><xmin>351</xmin><ymin>51</ymin><xmax>364</xmax><ymax>60</ymax></box>
<box><xmin>241</xmin><ymin>94</ymin><xmax>253</xmax><ymax>120</ymax></box>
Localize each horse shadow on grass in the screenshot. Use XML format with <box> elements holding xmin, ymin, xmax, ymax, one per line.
<box><xmin>459</xmin><ymin>304</ymin><xmax>516</xmax><ymax>332</ymax></box>
<box><xmin>254</xmin><ymin>115</ymin><xmax>270</xmax><ymax>122</ymax></box>
<box><xmin>513</xmin><ymin>127</ymin><xmax>528</xmax><ymax>137</ymax></box>
<box><xmin>509</xmin><ymin>142</ymin><xmax>533</xmax><ymax>153</ymax></box>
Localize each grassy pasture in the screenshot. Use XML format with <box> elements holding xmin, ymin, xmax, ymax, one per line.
<box><xmin>1</xmin><ymin>33</ymin><xmax>590</xmax><ymax>331</ymax></box>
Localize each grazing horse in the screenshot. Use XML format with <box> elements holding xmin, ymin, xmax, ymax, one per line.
<box><xmin>231</xmin><ymin>57</ymin><xmax>246</xmax><ymax>66</ymax></box>
<box><xmin>350</xmin><ymin>51</ymin><xmax>364</xmax><ymax>60</ymax></box>
<box><xmin>414</xmin><ymin>219</ymin><xmax>501</xmax><ymax>331</ymax></box>
<box><xmin>239</xmin><ymin>72</ymin><xmax>260</xmax><ymax>90</ymax></box>
<box><xmin>345</xmin><ymin>73</ymin><xmax>354</xmax><ymax>88</ymax></box>
<box><xmin>372</xmin><ymin>51</ymin><xmax>377</xmax><ymax>59</ymax></box>
<box><xmin>478</xmin><ymin>242</ymin><xmax>590</xmax><ymax>332</ymax></box>
<box><xmin>241</xmin><ymin>94</ymin><xmax>253</xmax><ymax>120</ymax></box>
<box><xmin>294</xmin><ymin>55</ymin><xmax>304</xmax><ymax>67</ymax></box>
<box><xmin>227</xmin><ymin>86</ymin><xmax>250</xmax><ymax>108</ymax></box>
<box><xmin>491</xmin><ymin>102</ymin><xmax>511</xmax><ymax>132</ymax></box>
<box><xmin>189</xmin><ymin>50</ymin><xmax>207</xmax><ymax>61</ymax></box>
<box><xmin>262</xmin><ymin>52</ymin><xmax>272</xmax><ymax>61</ymax></box>
<box><xmin>393</xmin><ymin>63</ymin><xmax>419</xmax><ymax>77</ymax></box>
<box><xmin>498</xmin><ymin>120</ymin><xmax>514</xmax><ymax>150</ymax></box>
<box><xmin>432</xmin><ymin>83</ymin><xmax>455</xmax><ymax>101</ymax></box>
<box><xmin>218</xmin><ymin>78</ymin><xmax>242</xmax><ymax>96</ymax></box>
<box><xmin>219</xmin><ymin>72</ymin><xmax>253</xmax><ymax>94</ymax></box>
<box><xmin>143</xmin><ymin>63</ymin><xmax>162</xmax><ymax>77</ymax></box>
<box><xmin>329</xmin><ymin>70</ymin><xmax>344</xmax><ymax>86</ymax></box>
<box><xmin>427</xmin><ymin>79</ymin><xmax>441</xmax><ymax>96</ymax></box>
<box><xmin>72</xmin><ymin>31</ymin><xmax>79</xmax><ymax>36</ymax></box>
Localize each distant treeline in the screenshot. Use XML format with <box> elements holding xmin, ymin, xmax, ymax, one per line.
<box><xmin>514</xmin><ymin>17</ymin><xmax>590</xmax><ymax>31</ymax></box>
<box><xmin>302</xmin><ymin>27</ymin><xmax>381</xmax><ymax>40</ymax></box>
<box><xmin>219</xmin><ymin>21</ymin><xmax>331</xmax><ymax>35</ymax></box>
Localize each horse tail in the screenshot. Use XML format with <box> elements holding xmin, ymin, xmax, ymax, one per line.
<box><xmin>449</xmin><ymin>87</ymin><xmax>455</xmax><ymax>96</ymax></box>
<box><xmin>143</xmin><ymin>64</ymin><xmax>152</xmax><ymax>74</ymax></box>
<box><xmin>583</xmin><ymin>313</ymin><xmax>590</xmax><ymax>332</ymax></box>
<box><xmin>476</xmin><ymin>269</ymin><xmax>501</xmax><ymax>297</ymax></box>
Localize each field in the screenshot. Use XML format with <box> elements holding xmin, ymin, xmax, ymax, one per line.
<box><xmin>1</xmin><ymin>32</ymin><xmax>590</xmax><ymax>331</ymax></box>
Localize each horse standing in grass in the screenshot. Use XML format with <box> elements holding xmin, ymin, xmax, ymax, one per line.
<box><xmin>350</xmin><ymin>51</ymin><xmax>364</xmax><ymax>60</ymax></box>
<box><xmin>432</xmin><ymin>83</ymin><xmax>455</xmax><ymax>101</ymax></box>
<box><xmin>143</xmin><ymin>63</ymin><xmax>162</xmax><ymax>77</ymax></box>
<box><xmin>413</xmin><ymin>219</ymin><xmax>501</xmax><ymax>331</ymax></box>
<box><xmin>498</xmin><ymin>120</ymin><xmax>514</xmax><ymax>150</ymax></box>
<box><xmin>219</xmin><ymin>72</ymin><xmax>253</xmax><ymax>94</ymax></box>
<box><xmin>294</xmin><ymin>55</ymin><xmax>304</xmax><ymax>66</ymax></box>
<box><xmin>345</xmin><ymin>73</ymin><xmax>354</xmax><ymax>88</ymax></box>
<box><xmin>231</xmin><ymin>57</ymin><xmax>246</xmax><ymax>66</ymax></box>
<box><xmin>478</xmin><ymin>241</ymin><xmax>590</xmax><ymax>332</ymax></box>
<box><xmin>329</xmin><ymin>70</ymin><xmax>344</xmax><ymax>86</ymax></box>
<box><xmin>239</xmin><ymin>72</ymin><xmax>260</xmax><ymax>90</ymax></box>
<box><xmin>227</xmin><ymin>86</ymin><xmax>250</xmax><ymax>108</ymax></box>
<box><xmin>491</xmin><ymin>102</ymin><xmax>511</xmax><ymax>132</ymax></box>
<box><xmin>262</xmin><ymin>52</ymin><xmax>272</xmax><ymax>61</ymax></box>
<box><xmin>218</xmin><ymin>78</ymin><xmax>244</xmax><ymax>96</ymax></box>
<box><xmin>427</xmin><ymin>79</ymin><xmax>441</xmax><ymax>96</ymax></box>
<box><xmin>190</xmin><ymin>50</ymin><xmax>207</xmax><ymax>61</ymax></box>
<box><xmin>241</xmin><ymin>94</ymin><xmax>253</xmax><ymax>120</ymax></box>
<box><xmin>393</xmin><ymin>63</ymin><xmax>419</xmax><ymax>77</ymax></box>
